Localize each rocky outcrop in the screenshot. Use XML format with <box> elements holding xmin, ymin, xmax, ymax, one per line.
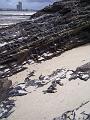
<box><xmin>0</xmin><ymin>0</ymin><xmax>90</xmax><ymax>72</ymax></box>
<box><xmin>0</xmin><ymin>77</ymin><xmax>12</xmax><ymax>102</ymax></box>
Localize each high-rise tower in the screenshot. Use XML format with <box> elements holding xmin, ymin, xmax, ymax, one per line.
<box><xmin>17</xmin><ymin>1</ymin><xmax>22</xmax><ymax>11</ymax></box>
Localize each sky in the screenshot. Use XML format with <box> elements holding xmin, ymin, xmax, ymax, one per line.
<box><xmin>0</xmin><ymin>0</ymin><xmax>56</xmax><ymax>10</ymax></box>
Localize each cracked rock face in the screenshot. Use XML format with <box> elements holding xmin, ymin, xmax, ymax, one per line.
<box><xmin>0</xmin><ymin>0</ymin><xmax>90</xmax><ymax>68</ymax></box>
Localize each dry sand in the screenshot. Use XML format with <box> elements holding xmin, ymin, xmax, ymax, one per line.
<box><xmin>7</xmin><ymin>44</ymin><xmax>90</xmax><ymax>120</ymax></box>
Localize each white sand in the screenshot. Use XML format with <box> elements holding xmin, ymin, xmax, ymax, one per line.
<box><xmin>8</xmin><ymin>44</ymin><xmax>90</xmax><ymax>120</ymax></box>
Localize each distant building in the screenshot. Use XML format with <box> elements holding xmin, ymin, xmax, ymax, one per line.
<box><xmin>17</xmin><ymin>2</ymin><xmax>22</xmax><ymax>11</ymax></box>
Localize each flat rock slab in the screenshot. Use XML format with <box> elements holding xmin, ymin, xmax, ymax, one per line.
<box><xmin>76</xmin><ymin>62</ymin><xmax>90</xmax><ymax>77</ymax></box>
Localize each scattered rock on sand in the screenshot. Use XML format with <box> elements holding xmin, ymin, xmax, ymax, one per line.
<box><xmin>0</xmin><ymin>99</ymin><xmax>15</xmax><ymax>119</ymax></box>
<box><xmin>53</xmin><ymin>101</ymin><xmax>90</xmax><ymax>120</ymax></box>
<box><xmin>9</xmin><ymin>83</ymin><xmax>27</xmax><ymax>97</ymax></box>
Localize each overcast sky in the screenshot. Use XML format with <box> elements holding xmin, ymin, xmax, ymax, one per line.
<box><xmin>0</xmin><ymin>0</ymin><xmax>56</xmax><ymax>10</ymax></box>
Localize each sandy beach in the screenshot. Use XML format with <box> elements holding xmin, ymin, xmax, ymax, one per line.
<box><xmin>6</xmin><ymin>44</ymin><xmax>90</xmax><ymax>120</ymax></box>
<box><xmin>0</xmin><ymin>0</ymin><xmax>90</xmax><ymax>119</ymax></box>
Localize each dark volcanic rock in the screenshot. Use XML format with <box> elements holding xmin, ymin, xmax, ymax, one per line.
<box><xmin>0</xmin><ymin>0</ymin><xmax>90</xmax><ymax>68</ymax></box>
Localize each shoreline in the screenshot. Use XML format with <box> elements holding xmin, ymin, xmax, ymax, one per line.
<box><xmin>0</xmin><ymin>11</ymin><xmax>35</xmax><ymax>28</ymax></box>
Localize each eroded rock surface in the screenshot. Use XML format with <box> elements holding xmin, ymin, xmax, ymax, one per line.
<box><xmin>0</xmin><ymin>0</ymin><xmax>90</xmax><ymax>69</ymax></box>
<box><xmin>0</xmin><ymin>0</ymin><xmax>90</xmax><ymax>119</ymax></box>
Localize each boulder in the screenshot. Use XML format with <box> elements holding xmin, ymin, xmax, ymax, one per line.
<box><xmin>0</xmin><ymin>77</ymin><xmax>12</xmax><ymax>102</ymax></box>
<box><xmin>76</xmin><ymin>62</ymin><xmax>90</xmax><ymax>72</ymax></box>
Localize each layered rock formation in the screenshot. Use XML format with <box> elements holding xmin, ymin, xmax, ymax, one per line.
<box><xmin>0</xmin><ymin>1</ymin><xmax>90</xmax><ymax>118</ymax></box>
<box><xmin>0</xmin><ymin>0</ymin><xmax>90</xmax><ymax>67</ymax></box>
<box><xmin>0</xmin><ymin>0</ymin><xmax>90</xmax><ymax>77</ymax></box>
